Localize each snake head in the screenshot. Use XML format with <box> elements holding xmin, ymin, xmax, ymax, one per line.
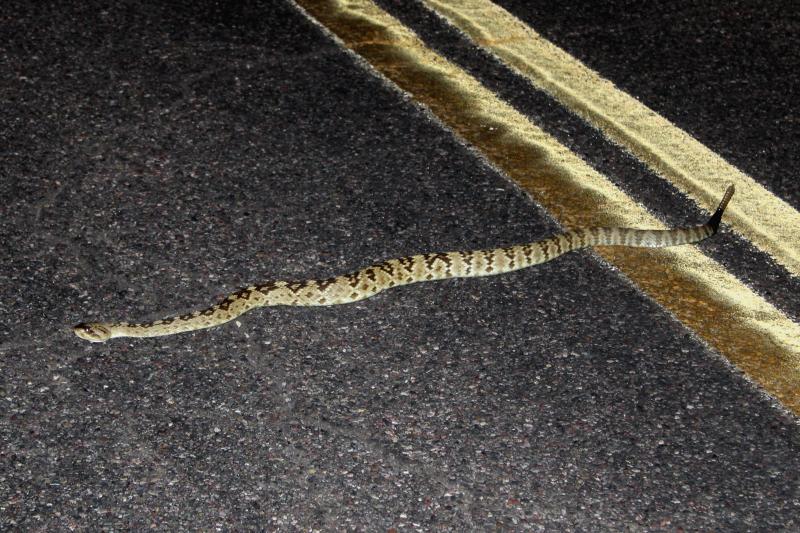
<box><xmin>73</xmin><ymin>322</ymin><xmax>112</xmax><ymax>342</ymax></box>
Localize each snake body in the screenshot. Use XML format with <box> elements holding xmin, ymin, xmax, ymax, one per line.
<box><xmin>73</xmin><ymin>186</ymin><xmax>734</xmax><ymax>342</ymax></box>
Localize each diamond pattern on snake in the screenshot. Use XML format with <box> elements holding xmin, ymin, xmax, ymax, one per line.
<box><xmin>74</xmin><ymin>185</ymin><xmax>734</xmax><ymax>342</ymax></box>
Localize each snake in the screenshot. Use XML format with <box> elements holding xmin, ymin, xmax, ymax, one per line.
<box><xmin>73</xmin><ymin>185</ymin><xmax>734</xmax><ymax>342</ymax></box>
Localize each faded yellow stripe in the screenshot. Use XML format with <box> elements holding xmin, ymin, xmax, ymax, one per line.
<box><xmin>294</xmin><ymin>0</ymin><xmax>800</xmax><ymax>413</ymax></box>
<box><xmin>423</xmin><ymin>0</ymin><xmax>800</xmax><ymax>276</ymax></box>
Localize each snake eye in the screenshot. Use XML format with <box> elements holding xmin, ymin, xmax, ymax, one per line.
<box><xmin>73</xmin><ymin>322</ymin><xmax>112</xmax><ymax>342</ymax></box>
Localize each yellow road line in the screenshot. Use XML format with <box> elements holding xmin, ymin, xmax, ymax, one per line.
<box><xmin>294</xmin><ymin>0</ymin><xmax>800</xmax><ymax>414</ymax></box>
<box><xmin>422</xmin><ymin>0</ymin><xmax>800</xmax><ymax>277</ymax></box>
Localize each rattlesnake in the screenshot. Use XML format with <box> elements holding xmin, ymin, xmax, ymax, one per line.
<box><xmin>74</xmin><ymin>185</ymin><xmax>734</xmax><ymax>342</ymax></box>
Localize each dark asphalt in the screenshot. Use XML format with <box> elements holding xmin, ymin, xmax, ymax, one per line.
<box><xmin>2</xmin><ymin>1</ymin><xmax>798</xmax><ymax>530</ymax></box>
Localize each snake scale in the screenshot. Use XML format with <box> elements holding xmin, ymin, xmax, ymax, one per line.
<box><xmin>74</xmin><ymin>185</ymin><xmax>734</xmax><ymax>342</ymax></box>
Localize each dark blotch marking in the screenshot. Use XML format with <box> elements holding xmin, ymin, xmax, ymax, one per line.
<box><xmin>572</xmin><ymin>229</ymin><xmax>586</xmax><ymax>247</ymax></box>
<box><xmin>256</xmin><ymin>281</ymin><xmax>279</xmax><ymax>293</ymax></box>
<box><xmin>375</xmin><ymin>262</ymin><xmax>396</xmax><ymax>277</ymax></box>
<box><xmin>521</xmin><ymin>245</ymin><xmax>533</xmax><ymax>263</ymax></box>
<box><xmin>233</xmin><ymin>288</ymin><xmax>252</xmax><ymax>300</ymax></box>
<box><xmin>287</xmin><ymin>282</ymin><xmax>304</xmax><ymax>293</ymax></box>
<box><xmin>423</xmin><ymin>253</ymin><xmax>452</xmax><ymax>270</ymax></box>
<box><xmin>315</xmin><ymin>277</ymin><xmax>339</xmax><ymax>291</ymax></box>
<box><xmin>398</xmin><ymin>256</ymin><xmax>415</xmax><ymax>271</ymax></box>
<box><xmin>346</xmin><ymin>273</ymin><xmax>361</xmax><ymax>288</ymax></box>
<box><xmin>461</xmin><ymin>251</ymin><xmax>474</xmax><ymax>275</ymax></box>
<box><xmin>502</xmin><ymin>247</ymin><xmax>516</xmax><ymax>268</ymax></box>
<box><xmin>484</xmin><ymin>250</ymin><xmax>495</xmax><ymax>273</ymax></box>
<box><xmin>538</xmin><ymin>240</ymin><xmax>550</xmax><ymax>260</ymax></box>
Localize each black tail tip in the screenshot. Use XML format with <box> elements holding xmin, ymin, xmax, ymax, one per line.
<box><xmin>707</xmin><ymin>184</ymin><xmax>735</xmax><ymax>233</ymax></box>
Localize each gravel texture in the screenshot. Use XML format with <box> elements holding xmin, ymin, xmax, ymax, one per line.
<box><xmin>1</xmin><ymin>1</ymin><xmax>798</xmax><ymax>530</ymax></box>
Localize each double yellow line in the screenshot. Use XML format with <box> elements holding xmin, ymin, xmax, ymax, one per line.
<box><xmin>294</xmin><ymin>0</ymin><xmax>800</xmax><ymax>414</ymax></box>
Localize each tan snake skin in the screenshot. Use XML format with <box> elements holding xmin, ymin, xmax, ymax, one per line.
<box><xmin>74</xmin><ymin>185</ymin><xmax>734</xmax><ymax>342</ymax></box>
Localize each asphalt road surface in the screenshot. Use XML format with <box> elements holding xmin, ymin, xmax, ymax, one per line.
<box><xmin>2</xmin><ymin>1</ymin><xmax>798</xmax><ymax>530</ymax></box>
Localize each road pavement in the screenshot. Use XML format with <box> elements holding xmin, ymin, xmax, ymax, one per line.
<box><xmin>2</xmin><ymin>1</ymin><xmax>798</xmax><ymax>530</ymax></box>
